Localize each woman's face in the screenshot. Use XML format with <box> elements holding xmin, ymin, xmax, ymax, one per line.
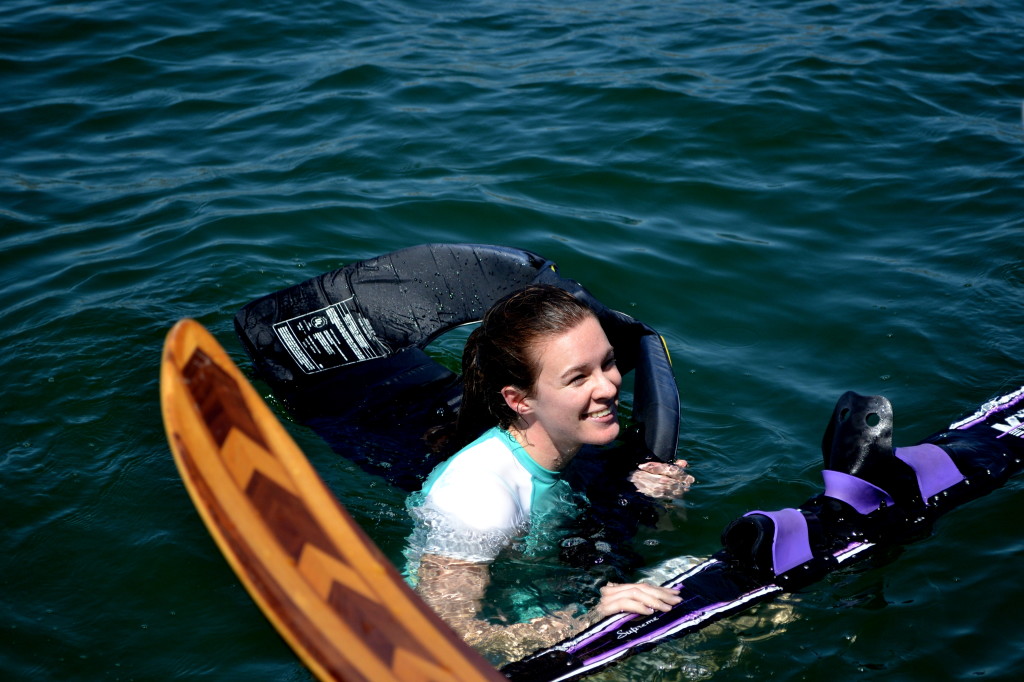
<box><xmin>521</xmin><ymin>315</ymin><xmax>622</xmax><ymax>456</ymax></box>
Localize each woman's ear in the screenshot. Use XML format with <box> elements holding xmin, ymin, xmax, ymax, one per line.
<box><xmin>501</xmin><ymin>385</ymin><xmax>532</xmax><ymax>416</ymax></box>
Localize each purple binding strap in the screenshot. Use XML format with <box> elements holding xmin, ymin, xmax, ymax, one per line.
<box><xmin>743</xmin><ymin>508</ymin><xmax>813</xmax><ymax>575</ymax></box>
<box><xmin>894</xmin><ymin>444</ymin><xmax>965</xmax><ymax>503</ymax></box>
<box><xmin>822</xmin><ymin>469</ymin><xmax>896</xmax><ymax>514</ymax></box>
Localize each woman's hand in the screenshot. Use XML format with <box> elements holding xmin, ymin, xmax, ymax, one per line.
<box><xmin>593</xmin><ymin>581</ymin><xmax>682</xmax><ymax>618</ymax></box>
<box><xmin>629</xmin><ymin>459</ymin><xmax>695</xmax><ymax>500</ymax></box>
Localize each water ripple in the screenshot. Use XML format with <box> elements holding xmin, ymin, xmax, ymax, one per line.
<box><xmin>2</xmin><ymin>0</ymin><xmax>1023</xmax><ymax>679</ymax></box>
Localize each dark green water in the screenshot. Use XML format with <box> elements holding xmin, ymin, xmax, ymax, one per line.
<box><xmin>3</xmin><ymin>0</ymin><xmax>1023</xmax><ymax>679</ymax></box>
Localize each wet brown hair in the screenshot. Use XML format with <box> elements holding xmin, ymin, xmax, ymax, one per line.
<box><xmin>455</xmin><ymin>284</ymin><xmax>594</xmax><ymax>446</ymax></box>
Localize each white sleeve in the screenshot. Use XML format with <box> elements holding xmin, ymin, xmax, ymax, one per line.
<box><xmin>416</xmin><ymin>471</ymin><xmax>525</xmax><ymax>562</ymax></box>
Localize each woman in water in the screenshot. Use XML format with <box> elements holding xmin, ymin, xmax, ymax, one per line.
<box><xmin>406</xmin><ymin>284</ymin><xmax>694</xmax><ymax>660</ymax></box>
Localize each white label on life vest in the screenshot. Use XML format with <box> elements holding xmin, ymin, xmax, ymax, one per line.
<box><xmin>273</xmin><ymin>298</ymin><xmax>390</xmax><ymax>373</ymax></box>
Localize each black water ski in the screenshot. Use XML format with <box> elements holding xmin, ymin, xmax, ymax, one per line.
<box><xmin>502</xmin><ymin>386</ymin><xmax>1024</xmax><ymax>681</ymax></box>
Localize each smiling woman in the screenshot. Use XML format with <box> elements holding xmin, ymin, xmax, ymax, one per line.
<box><xmin>504</xmin><ymin>315</ymin><xmax>622</xmax><ymax>469</ymax></box>
<box><xmin>459</xmin><ymin>286</ymin><xmax>622</xmax><ymax>469</ymax></box>
<box><xmin>404</xmin><ymin>284</ymin><xmax>692</xmax><ymax>662</ymax></box>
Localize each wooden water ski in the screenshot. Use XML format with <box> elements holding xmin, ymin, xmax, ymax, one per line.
<box><xmin>160</xmin><ymin>319</ymin><xmax>504</xmax><ymax>682</ymax></box>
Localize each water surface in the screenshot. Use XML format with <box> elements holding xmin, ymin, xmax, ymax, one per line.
<box><xmin>2</xmin><ymin>1</ymin><xmax>1022</xmax><ymax>680</ymax></box>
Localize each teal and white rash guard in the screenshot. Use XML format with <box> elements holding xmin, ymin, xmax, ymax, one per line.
<box><xmin>404</xmin><ymin>427</ymin><xmax>573</xmax><ymax>576</ymax></box>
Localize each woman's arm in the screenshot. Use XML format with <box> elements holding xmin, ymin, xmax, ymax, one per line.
<box><xmin>415</xmin><ymin>554</ymin><xmax>682</xmax><ymax>662</ymax></box>
<box><xmin>415</xmin><ymin>554</ymin><xmax>581</xmax><ymax>659</ymax></box>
